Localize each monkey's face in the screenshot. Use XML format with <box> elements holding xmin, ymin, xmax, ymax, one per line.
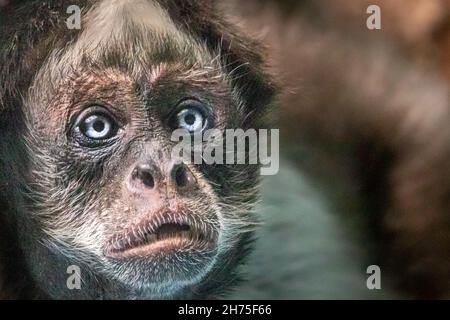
<box><xmin>22</xmin><ymin>64</ymin><xmax>259</xmax><ymax>299</ymax></box>
<box><xmin>12</xmin><ymin>1</ymin><xmax>263</xmax><ymax>299</ymax></box>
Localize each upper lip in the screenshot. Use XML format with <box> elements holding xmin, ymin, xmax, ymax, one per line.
<box><xmin>105</xmin><ymin>209</ymin><xmax>218</xmax><ymax>256</ymax></box>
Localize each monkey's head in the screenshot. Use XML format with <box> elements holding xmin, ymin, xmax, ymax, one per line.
<box><xmin>0</xmin><ymin>1</ymin><xmax>274</xmax><ymax>299</ymax></box>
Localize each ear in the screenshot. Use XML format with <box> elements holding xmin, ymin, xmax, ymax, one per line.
<box><xmin>160</xmin><ymin>0</ymin><xmax>277</xmax><ymax>124</ymax></box>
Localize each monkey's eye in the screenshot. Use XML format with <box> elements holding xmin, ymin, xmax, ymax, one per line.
<box><xmin>80</xmin><ymin>114</ymin><xmax>116</xmax><ymax>139</ymax></box>
<box><xmin>73</xmin><ymin>107</ymin><xmax>120</xmax><ymax>145</ymax></box>
<box><xmin>172</xmin><ymin>100</ymin><xmax>208</xmax><ymax>133</ymax></box>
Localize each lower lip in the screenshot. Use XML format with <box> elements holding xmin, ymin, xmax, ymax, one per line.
<box><xmin>106</xmin><ymin>236</ymin><xmax>213</xmax><ymax>259</ymax></box>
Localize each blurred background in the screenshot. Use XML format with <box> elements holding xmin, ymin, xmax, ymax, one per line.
<box><xmin>221</xmin><ymin>0</ymin><xmax>450</xmax><ymax>299</ymax></box>
<box><xmin>1</xmin><ymin>0</ymin><xmax>449</xmax><ymax>299</ymax></box>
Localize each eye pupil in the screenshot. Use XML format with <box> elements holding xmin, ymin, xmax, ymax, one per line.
<box><xmin>93</xmin><ymin>120</ymin><xmax>105</xmax><ymax>132</ymax></box>
<box><xmin>184</xmin><ymin>114</ymin><xmax>196</xmax><ymax>126</ymax></box>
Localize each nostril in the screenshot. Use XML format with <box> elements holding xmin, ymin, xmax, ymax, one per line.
<box><xmin>133</xmin><ymin>165</ymin><xmax>155</xmax><ymax>189</ymax></box>
<box><xmin>174</xmin><ymin>165</ymin><xmax>188</xmax><ymax>188</ymax></box>
<box><xmin>173</xmin><ymin>164</ymin><xmax>196</xmax><ymax>189</ymax></box>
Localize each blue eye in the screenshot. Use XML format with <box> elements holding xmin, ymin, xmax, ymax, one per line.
<box><xmin>81</xmin><ymin>114</ymin><xmax>115</xmax><ymax>139</ymax></box>
<box><xmin>173</xmin><ymin>100</ymin><xmax>208</xmax><ymax>133</ymax></box>
<box><xmin>74</xmin><ymin>106</ymin><xmax>119</xmax><ymax>144</ymax></box>
<box><xmin>176</xmin><ymin>108</ymin><xmax>205</xmax><ymax>132</ymax></box>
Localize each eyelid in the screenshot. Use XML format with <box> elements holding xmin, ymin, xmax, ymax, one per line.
<box><xmin>171</xmin><ymin>98</ymin><xmax>211</xmax><ymax>118</ymax></box>
<box><xmin>68</xmin><ymin>104</ymin><xmax>125</xmax><ymax>148</ymax></box>
<box><xmin>74</xmin><ymin>105</ymin><xmax>110</xmax><ymax>125</ymax></box>
<box><xmin>168</xmin><ymin>99</ymin><xmax>211</xmax><ymax>130</ymax></box>
<box><xmin>74</xmin><ymin>105</ymin><xmax>118</xmax><ymax>127</ymax></box>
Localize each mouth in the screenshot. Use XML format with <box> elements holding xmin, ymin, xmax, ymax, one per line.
<box><xmin>106</xmin><ymin>210</ymin><xmax>218</xmax><ymax>259</ymax></box>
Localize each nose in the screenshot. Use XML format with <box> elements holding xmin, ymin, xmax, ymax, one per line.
<box><xmin>128</xmin><ymin>161</ymin><xmax>198</xmax><ymax>193</ymax></box>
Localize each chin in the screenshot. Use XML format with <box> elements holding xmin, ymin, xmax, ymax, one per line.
<box><xmin>104</xmin><ymin>251</ymin><xmax>219</xmax><ymax>298</ymax></box>
<box><xmin>100</xmin><ymin>208</ymin><xmax>222</xmax><ymax>297</ymax></box>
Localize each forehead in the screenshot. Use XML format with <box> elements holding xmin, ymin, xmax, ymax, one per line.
<box><xmin>73</xmin><ymin>0</ymin><xmax>201</xmax><ymax>61</ymax></box>
<box><xmin>33</xmin><ymin>0</ymin><xmax>212</xmax><ymax>91</ymax></box>
<box><xmin>28</xmin><ymin>0</ymin><xmax>217</xmax><ymax>114</ymax></box>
